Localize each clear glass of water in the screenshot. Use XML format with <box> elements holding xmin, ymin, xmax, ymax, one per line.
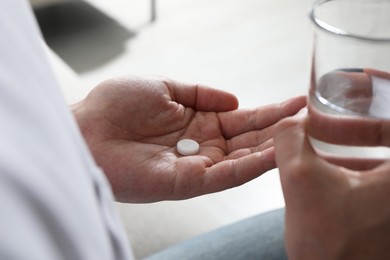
<box><xmin>308</xmin><ymin>0</ymin><xmax>390</xmax><ymax>159</ymax></box>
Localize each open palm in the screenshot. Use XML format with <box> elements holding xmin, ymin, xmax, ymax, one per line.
<box><xmin>72</xmin><ymin>76</ymin><xmax>305</xmax><ymax>202</ymax></box>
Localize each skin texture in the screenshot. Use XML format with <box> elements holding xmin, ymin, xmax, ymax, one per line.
<box><xmin>275</xmin><ymin>115</ymin><xmax>390</xmax><ymax>260</ymax></box>
<box><xmin>72</xmin><ymin>75</ymin><xmax>306</xmax><ymax>203</ymax></box>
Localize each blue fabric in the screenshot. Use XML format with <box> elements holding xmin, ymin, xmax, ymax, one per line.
<box><xmin>145</xmin><ymin>208</ymin><xmax>287</xmax><ymax>260</ymax></box>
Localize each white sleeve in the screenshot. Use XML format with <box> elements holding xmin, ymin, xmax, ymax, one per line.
<box><xmin>0</xmin><ymin>1</ymin><xmax>133</xmax><ymax>259</ymax></box>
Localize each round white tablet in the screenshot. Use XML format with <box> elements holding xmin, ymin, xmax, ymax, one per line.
<box><xmin>176</xmin><ymin>139</ymin><xmax>200</xmax><ymax>156</ymax></box>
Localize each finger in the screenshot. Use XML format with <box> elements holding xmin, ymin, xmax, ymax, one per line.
<box><xmin>165</xmin><ymin>79</ymin><xmax>239</xmax><ymax>112</ymax></box>
<box><xmin>276</xmin><ymin>116</ymin><xmax>386</xmax><ymax>172</ymax></box>
<box><xmin>365</xmin><ymin>68</ymin><xmax>390</xmax><ymax>80</ymax></box>
<box><xmin>226</xmin><ymin>139</ymin><xmax>274</xmax><ymax>160</ymax></box>
<box><xmin>219</xmin><ymin>96</ymin><xmax>306</xmax><ymax>139</ymax></box>
<box><xmin>369</xmin><ymin>161</ymin><xmax>390</xmax><ymax>181</ymax></box>
<box><xmin>307</xmin><ymin>107</ymin><xmax>390</xmax><ymax>147</ymax></box>
<box><xmin>200</xmin><ymin>148</ymin><xmax>276</xmax><ymax>194</ymax></box>
<box><xmin>226</xmin><ymin>126</ymin><xmax>275</xmax><ymax>152</ymax></box>
<box><xmin>251</xmin><ymin>138</ymin><xmax>274</xmax><ymax>153</ymax></box>
<box><xmin>275</xmin><ymin>117</ymin><xmax>315</xmax><ymax>176</ymax></box>
<box><xmin>322</xmin><ymin>155</ymin><xmax>385</xmax><ymax>171</ymax></box>
<box><xmin>320</xmin><ymin>70</ymin><xmax>372</xmax><ymax>101</ymax></box>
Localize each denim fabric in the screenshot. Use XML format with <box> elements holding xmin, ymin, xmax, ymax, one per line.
<box><xmin>145</xmin><ymin>208</ymin><xmax>287</xmax><ymax>260</ymax></box>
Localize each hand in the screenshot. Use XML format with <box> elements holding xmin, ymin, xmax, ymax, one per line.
<box><xmin>72</xmin><ymin>75</ymin><xmax>306</xmax><ymax>202</ymax></box>
<box><xmin>275</xmin><ymin>116</ymin><xmax>390</xmax><ymax>260</ymax></box>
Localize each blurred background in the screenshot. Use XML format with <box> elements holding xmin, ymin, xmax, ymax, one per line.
<box><xmin>31</xmin><ymin>0</ymin><xmax>312</xmax><ymax>258</ymax></box>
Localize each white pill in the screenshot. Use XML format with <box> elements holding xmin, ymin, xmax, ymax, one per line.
<box><xmin>176</xmin><ymin>139</ymin><xmax>200</xmax><ymax>156</ymax></box>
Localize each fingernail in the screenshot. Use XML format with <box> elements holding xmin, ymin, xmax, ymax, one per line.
<box><xmin>295</xmin><ymin>107</ymin><xmax>308</xmax><ymax>117</ymax></box>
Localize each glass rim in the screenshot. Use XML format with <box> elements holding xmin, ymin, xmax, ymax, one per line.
<box><xmin>309</xmin><ymin>0</ymin><xmax>390</xmax><ymax>43</ymax></box>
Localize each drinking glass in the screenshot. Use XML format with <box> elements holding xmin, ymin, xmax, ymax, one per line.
<box><xmin>307</xmin><ymin>0</ymin><xmax>390</xmax><ymax>159</ymax></box>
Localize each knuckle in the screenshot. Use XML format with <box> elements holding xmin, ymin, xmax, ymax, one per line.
<box><xmin>275</xmin><ymin>117</ymin><xmax>302</xmax><ymax>138</ymax></box>
<box><xmin>282</xmin><ymin>157</ymin><xmax>312</xmax><ymax>182</ymax></box>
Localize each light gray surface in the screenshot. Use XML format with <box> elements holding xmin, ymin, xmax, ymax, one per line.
<box><xmin>30</xmin><ymin>0</ymin><xmax>71</xmax><ymax>8</ymax></box>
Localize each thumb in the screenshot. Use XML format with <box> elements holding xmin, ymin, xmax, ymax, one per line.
<box><xmin>274</xmin><ymin>116</ymin><xmax>317</xmax><ymax>178</ymax></box>
<box><xmin>274</xmin><ymin>117</ymin><xmax>339</xmax><ymax>201</ymax></box>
